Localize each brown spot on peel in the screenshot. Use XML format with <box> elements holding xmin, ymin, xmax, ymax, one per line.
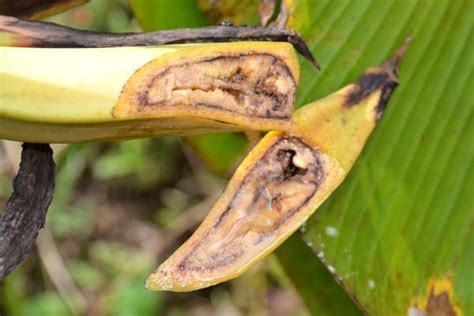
<box><xmin>113</xmin><ymin>43</ymin><xmax>299</xmax><ymax>131</ymax></box>
<box><xmin>409</xmin><ymin>276</ymin><xmax>463</xmax><ymax>316</ymax></box>
<box><xmin>425</xmin><ymin>291</ymin><xmax>457</xmax><ymax>316</ymax></box>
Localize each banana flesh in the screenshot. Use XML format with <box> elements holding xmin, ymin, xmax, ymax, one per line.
<box><xmin>0</xmin><ymin>42</ymin><xmax>299</xmax><ymax>143</ymax></box>
<box><xmin>146</xmin><ymin>53</ymin><xmax>401</xmax><ymax>291</ymax></box>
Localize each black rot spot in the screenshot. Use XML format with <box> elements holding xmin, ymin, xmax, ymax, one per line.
<box><xmin>346</xmin><ymin>73</ymin><xmax>389</xmax><ymax>106</ymax></box>
<box><xmin>345</xmin><ymin>71</ymin><xmax>399</xmax><ymax>121</ymax></box>
<box><xmin>375</xmin><ymin>80</ymin><xmax>399</xmax><ymax>121</ymax></box>
<box><xmin>277</xmin><ymin>149</ymin><xmax>308</xmax><ymax>180</ymax></box>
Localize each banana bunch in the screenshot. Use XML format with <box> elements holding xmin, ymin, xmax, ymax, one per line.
<box><xmin>0</xmin><ymin>30</ymin><xmax>404</xmax><ymax>291</ymax></box>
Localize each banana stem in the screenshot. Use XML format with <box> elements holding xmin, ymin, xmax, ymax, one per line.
<box><xmin>0</xmin><ymin>15</ymin><xmax>320</xmax><ymax>69</ymax></box>
<box><xmin>0</xmin><ymin>143</ymin><xmax>55</xmax><ymax>280</ymax></box>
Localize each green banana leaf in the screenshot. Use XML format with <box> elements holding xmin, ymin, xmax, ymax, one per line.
<box><xmin>197</xmin><ymin>0</ymin><xmax>260</xmax><ymax>25</ymax></box>
<box><xmin>130</xmin><ymin>1</ymin><xmax>474</xmax><ymax>315</ymax></box>
<box><xmin>284</xmin><ymin>0</ymin><xmax>473</xmax><ymax>315</ymax></box>
<box><xmin>129</xmin><ymin>0</ymin><xmax>208</xmax><ymax>30</ymax></box>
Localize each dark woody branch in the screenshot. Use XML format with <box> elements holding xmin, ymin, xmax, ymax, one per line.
<box><xmin>0</xmin><ymin>15</ymin><xmax>320</xmax><ymax>69</ymax></box>
<box><xmin>0</xmin><ymin>143</ymin><xmax>55</xmax><ymax>280</ymax></box>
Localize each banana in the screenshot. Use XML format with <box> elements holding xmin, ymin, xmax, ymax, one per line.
<box><xmin>145</xmin><ymin>46</ymin><xmax>405</xmax><ymax>291</ymax></box>
<box><xmin>0</xmin><ymin>41</ymin><xmax>299</xmax><ymax>143</ymax></box>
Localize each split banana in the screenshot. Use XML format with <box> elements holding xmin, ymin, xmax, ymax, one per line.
<box><xmin>145</xmin><ymin>48</ymin><xmax>404</xmax><ymax>291</ymax></box>
<box><xmin>0</xmin><ymin>42</ymin><xmax>299</xmax><ymax>143</ymax></box>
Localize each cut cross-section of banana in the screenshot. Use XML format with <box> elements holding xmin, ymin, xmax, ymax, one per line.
<box><xmin>0</xmin><ymin>42</ymin><xmax>299</xmax><ymax>143</ymax></box>
<box><xmin>146</xmin><ymin>43</ymin><xmax>405</xmax><ymax>291</ymax></box>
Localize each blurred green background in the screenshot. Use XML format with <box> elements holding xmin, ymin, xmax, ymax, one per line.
<box><xmin>0</xmin><ymin>2</ymin><xmax>314</xmax><ymax>315</ymax></box>
<box><xmin>0</xmin><ymin>0</ymin><xmax>472</xmax><ymax>315</ymax></box>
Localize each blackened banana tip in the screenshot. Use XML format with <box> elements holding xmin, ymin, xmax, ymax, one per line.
<box><xmin>383</xmin><ymin>35</ymin><xmax>413</xmax><ymax>74</ymax></box>
<box><xmin>286</xmin><ymin>30</ymin><xmax>320</xmax><ymax>70</ymax></box>
<box><xmin>373</xmin><ymin>36</ymin><xmax>412</xmax><ymax>120</ymax></box>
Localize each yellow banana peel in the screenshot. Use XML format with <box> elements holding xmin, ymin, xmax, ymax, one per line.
<box><xmin>0</xmin><ymin>41</ymin><xmax>299</xmax><ymax>143</ymax></box>
<box><xmin>145</xmin><ymin>50</ymin><xmax>403</xmax><ymax>291</ymax></box>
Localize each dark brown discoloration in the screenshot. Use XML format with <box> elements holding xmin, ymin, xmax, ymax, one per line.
<box><xmin>137</xmin><ymin>53</ymin><xmax>296</xmax><ymax>120</ymax></box>
<box><xmin>345</xmin><ymin>37</ymin><xmax>412</xmax><ymax>121</ymax></box>
<box><xmin>177</xmin><ymin>136</ymin><xmax>323</xmax><ymax>272</ymax></box>
<box><xmin>0</xmin><ymin>143</ymin><xmax>55</xmax><ymax>280</ymax></box>
<box><xmin>375</xmin><ymin>79</ymin><xmax>399</xmax><ymax>121</ymax></box>
<box><xmin>410</xmin><ymin>278</ymin><xmax>461</xmax><ymax>316</ymax></box>
<box><xmin>345</xmin><ymin>70</ymin><xmax>399</xmax><ymax>121</ymax></box>
<box><xmin>0</xmin><ymin>15</ymin><xmax>319</xmax><ymax>69</ymax></box>
<box><xmin>424</xmin><ymin>289</ymin><xmax>458</xmax><ymax>316</ymax></box>
<box><xmin>346</xmin><ymin>73</ymin><xmax>390</xmax><ymax>105</ymax></box>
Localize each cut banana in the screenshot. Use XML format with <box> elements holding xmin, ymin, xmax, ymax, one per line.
<box><xmin>146</xmin><ymin>51</ymin><xmax>402</xmax><ymax>291</ymax></box>
<box><xmin>0</xmin><ymin>42</ymin><xmax>299</xmax><ymax>143</ymax></box>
